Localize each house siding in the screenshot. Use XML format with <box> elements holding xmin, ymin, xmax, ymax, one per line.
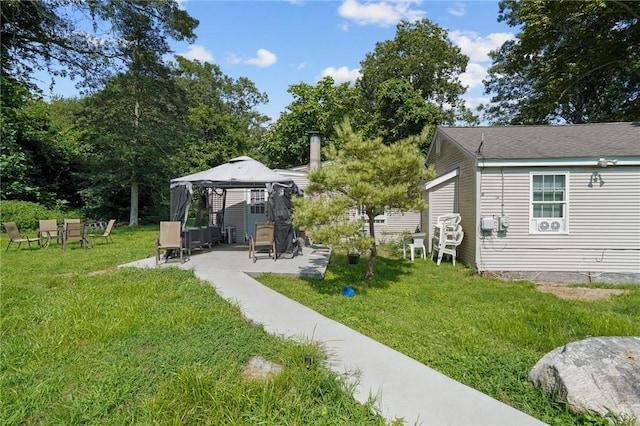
<box><xmin>425</xmin><ymin>134</ymin><xmax>477</xmax><ymax>266</ymax></box>
<box><xmin>277</xmin><ymin>170</ymin><xmax>421</xmax><ymax>244</ymax></box>
<box><xmin>224</xmin><ymin>189</ymin><xmax>247</xmax><ymax>241</ymax></box>
<box><xmin>477</xmin><ymin>166</ymin><xmax>640</xmax><ymax>276</ymax></box>
<box><xmin>274</xmin><ymin>171</ymin><xmax>310</xmax><ymax>190</ymax></box>
<box><xmin>425</xmin><ymin>179</ymin><xmax>457</xmax><ymax>252</ymax></box>
<box><xmin>376</xmin><ymin>210</ymin><xmax>421</xmax><ymax>243</ymax></box>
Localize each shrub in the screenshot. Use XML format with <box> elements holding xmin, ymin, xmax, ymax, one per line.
<box><xmin>0</xmin><ymin>200</ymin><xmax>81</xmax><ymax>231</ymax></box>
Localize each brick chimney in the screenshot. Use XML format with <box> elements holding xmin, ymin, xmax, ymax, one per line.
<box><xmin>308</xmin><ymin>131</ymin><xmax>321</xmax><ymax>172</ymax></box>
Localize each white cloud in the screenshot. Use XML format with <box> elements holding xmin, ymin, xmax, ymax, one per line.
<box><xmin>459</xmin><ymin>62</ymin><xmax>487</xmax><ymax>90</ymax></box>
<box><xmin>448</xmin><ymin>2</ymin><xmax>466</xmax><ymax>17</ymax></box>
<box><xmin>245</xmin><ymin>49</ymin><xmax>277</xmax><ymax>68</ymax></box>
<box><xmin>449</xmin><ymin>31</ymin><xmax>514</xmax><ymax>62</ymax></box>
<box><xmin>337</xmin><ymin>0</ymin><xmax>425</xmax><ymax>27</ymax></box>
<box><xmin>318</xmin><ymin>66</ymin><xmax>361</xmax><ymax>85</ymax></box>
<box><xmin>226</xmin><ymin>53</ymin><xmax>242</xmax><ymax>65</ymax></box>
<box><xmin>177</xmin><ymin>44</ymin><xmax>214</xmax><ymax>62</ymax></box>
<box><xmin>176</xmin><ymin>0</ymin><xmax>187</xmax><ymax>10</ymax></box>
<box><xmin>462</xmin><ymin>95</ymin><xmax>491</xmax><ymax>113</ymax></box>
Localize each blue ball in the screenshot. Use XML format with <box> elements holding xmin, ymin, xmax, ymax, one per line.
<box><xmin>342</xmin><ymin>286</ymin><xmax>355</xmax><ymax>297</ymax></box>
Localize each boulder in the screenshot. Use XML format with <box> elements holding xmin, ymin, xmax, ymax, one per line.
<box><xmin>529</xmin><ymin>336</ymin><xmax>640</xmax><ymax>424</ymax></box>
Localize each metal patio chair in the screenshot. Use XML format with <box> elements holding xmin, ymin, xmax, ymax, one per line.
<box><xmin>3</xmin><ymin>222</ymin><xmax>40</xmax><ymax>252</ymax></box>
<box><xmin>155</xmin><ymin>221</ymin><xmax>185</xmax><ymax>266</ymax></box>
<box><xmin>249</xmin><ymin>222</ymin><xmax>276</xmax><ymax>263</ymax></box>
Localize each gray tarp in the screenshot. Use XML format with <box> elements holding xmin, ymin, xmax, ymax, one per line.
<box><xmin>169</xmin><ymin>182</ymin><xmax>192</xmax><ymax>225</ymax></box>
<box><xmin>267</xmin><ymin>182</ymin><xmax>304</xmax><ymax>258</ymax></box>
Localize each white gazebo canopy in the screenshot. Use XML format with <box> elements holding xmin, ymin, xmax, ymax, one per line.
<box><xmin>171</xmin><ymin>156</ymin><xmax>292</xmax><ymax>189</ymax></box>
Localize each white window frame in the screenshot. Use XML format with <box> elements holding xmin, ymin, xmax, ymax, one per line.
<box><xmin>529</xmin><ymin>172</ymin><xmax>569</xmax><ymax>234</ymax></box>
<box><xmin>248</xmin><ymin>189</ymin><xmax>266</xmax><ymax>215</ymax></box>
<box><xmin>352</xmin><ymin>205</ymin><xmax>387</xmax><ymax>225</ymax></box>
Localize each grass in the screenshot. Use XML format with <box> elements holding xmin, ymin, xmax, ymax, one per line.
<box><xmin>256</xmin><ymin>245</ymin><xmax>640</xmax><ymax>426</ymax></box>
<box><xmin>2</xmin><ymin>227</ymin><xmax>638</xmax><ymax>425</ymax></box>
<box><xmin>0</xmin><ymin>226</ymin><xmax>386</xmax><ymax>425</ymax></box>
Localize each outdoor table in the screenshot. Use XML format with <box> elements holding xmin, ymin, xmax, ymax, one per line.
<box><xmin>38</xmin><ymin>224</ymin><xmax>64</xmax><ymax>249</ymax></box>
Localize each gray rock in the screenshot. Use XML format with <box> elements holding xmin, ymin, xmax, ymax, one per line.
<box><xmin>241</xmin><ymin>355</ymin><xmax>283</xmax><ymax>381</ymax></box>
<box><xmin>529</xmin><ymin>336</ymin><xmax>640</xmax><ymax>424</ymax></box>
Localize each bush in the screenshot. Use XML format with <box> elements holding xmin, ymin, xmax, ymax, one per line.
<box><xmin>0</xmin><ymin>200</ymin><xmax>81</xmax><ymax>231</ymax></box>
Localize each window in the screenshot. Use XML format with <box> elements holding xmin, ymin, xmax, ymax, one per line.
<box><xmin>530</xmin><ymin>173</ymin><xmax>568</xmax><ymax>233</ymax></box>
<box><xmin>354</xmin><ymin>206</ymin><xmax>387</xmax><ymax>225</ymax></box>
<box><xmin>249</xmin><ymin>189</ymin><xmax>265</xmax><ymax>214</ymax></box>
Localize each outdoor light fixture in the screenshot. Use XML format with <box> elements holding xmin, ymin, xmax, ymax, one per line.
<box><xmin>304</xmin><ymin>354</ymin><xmax>312</xmax><ymax>370</ymax></box>
<box><xmin>597</xmin><ymin>158</ymin><xmax>618</xmax><ymax>168</ymax></box>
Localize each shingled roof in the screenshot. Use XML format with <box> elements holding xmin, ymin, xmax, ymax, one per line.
<box><xmin>437</xmin><ymin>122</ymin><xmax>640</xmax><ymax>160</ymax></box>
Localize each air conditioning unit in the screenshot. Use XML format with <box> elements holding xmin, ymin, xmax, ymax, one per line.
<box><xmin>535</xmin><ymin>219</ymin><xmax>564</xmax><ymax>232</ymax></box>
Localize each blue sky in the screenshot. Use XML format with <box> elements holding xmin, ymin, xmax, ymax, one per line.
<box><xmin>173</xmin><ymin>0</ymin><xmax>515</xmax><ymax>121</ymax></box>
<box><xmin>41</xmin><ymin>1</ymin><xmax>516</xmax><ymax>121</ymax></box>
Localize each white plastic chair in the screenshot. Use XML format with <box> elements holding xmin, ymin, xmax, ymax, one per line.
<box><xmin>432</xmin><ymin>226</ymin><xmax>464</xmax><ymax>266</ymax></box>
<box><xmin>403</xmin><ymin>232</ymin><xmax>427</xmax><ymax>261</ymax></box>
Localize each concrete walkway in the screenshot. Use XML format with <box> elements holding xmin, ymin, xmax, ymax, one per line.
<box><xmin>120</xmin><ymin>244</ymin><xmax>546</xmax><ymax>426</ymax></box>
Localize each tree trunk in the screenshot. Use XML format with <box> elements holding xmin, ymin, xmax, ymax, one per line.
<box><xmin>365</xmin><ymin>244</ymin><xmax>377</xmax><ymax>280</ymax></box>
<box><xmin>364</xmin><ymin>210</ymin><xmax>377</xmax><ymax>280</ymax></box>
<box><xmin>129</xmin><ymin>100</ymin><xmax>140</xmax><ymax>226</ymax></box>
<box><xmin>130</xmin><ymin>181</ymin><xmax>139</xmax><ymax>225</ymax></box>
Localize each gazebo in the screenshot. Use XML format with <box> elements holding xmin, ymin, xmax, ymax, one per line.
<box><xmin>169</xmin><ymin>156</ymin><xmax>303</xmax><ymax>258</ymax></box>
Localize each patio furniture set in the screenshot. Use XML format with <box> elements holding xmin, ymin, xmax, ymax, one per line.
<box><xmin>155</xmin><ymin>221</ymin><xmax>275</xmax><ymax>266</ymax></box>
<box><xmin>3</xmin><ymin>219</ymin><xmax>116</xmax><ymax>252</ymax></box>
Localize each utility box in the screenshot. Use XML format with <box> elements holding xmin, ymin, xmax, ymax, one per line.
<box><xmin>481</xmin><ymin>216</ymin><xmax>496</xmax><ymax>232</ymax></box>
<box><xmin>498</xmin><ymin>216</ymin><xmax>510</xmax><ymax>231</ymax></box>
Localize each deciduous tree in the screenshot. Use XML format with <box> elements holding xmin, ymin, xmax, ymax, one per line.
<box><xmin>78</xmin><ymin>70</ymin><xmax>189</xmax><ymax>223</ymax></box>
<box><xmin>260</xmin><ymin>77</ymin><xmax>360</xmax><ymax>169</ymax></box>
<box><xmin>0</xmin><ymin>76</ymin><xmax>81</xmax><ymax>207</ymax></box>
<box><xmin>482</xmin><ymin>0</ymin><xmax>640</xmax><ymax>124</ymax></box>
<box><xmin>1</xmin><ymin>0</ymin><xmax>198</xmax><ymax>93</ymax></box>
<box><xmin>172</xmin><ymin>56</ymin><xmax>270</xmax><ymax>171</ymax></box>
<box><xmin>357</xmin><ymin>18</ymin><xmax>471</xmax><ymax>137</ymax></box>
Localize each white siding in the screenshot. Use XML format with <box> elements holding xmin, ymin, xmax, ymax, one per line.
<box><xmin>375</xmin><ymin>210</ymin><xmax>421</xmax><ymax>243</ymax></box>
<box><xmin>275</xmin><ymin>171</ymin><xmax>309</xmax><ymax>190</ymax></box>
<box><xmin>477</xmin><ymin>166</ymin><xmax>640</xmax><ymax>275</ymax></box>
<box><xmin>426</xmin><ymin>179</ymin><xmax>457</xmax><ymax>252</ymax></box>
<box><xmin>224</xmin><ymin>189</ymin><xmax>247</xmax><ymax>241</ymax></box>
<box><xmin>425</xmin><ymin>135</ymin><xmax>477</xmax><ymax>265</ymax></box>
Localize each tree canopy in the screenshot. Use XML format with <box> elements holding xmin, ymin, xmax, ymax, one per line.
<box><xmin>260</xmin><ymin>77</ymin><xmax>361</xmax><ymax>169</ymax></box>
<box><xmin>172</xmin><ymin>56</ymin><xmax>270</xmax><ymax>171</ymax></box>
<box><xmin>1</xmin><ymin>0</ymin><xmax>198</xmax><ymax>92</ymax></box>
<box><xmin>0</xmin><ymin>76</ymin><xmax>81</xmax><ymax>206</ymax></box>
<box><xmin>482</xmin><ymin>0</ymin><xmax>640</xmax><ymax>124</ymax></box>
<box><xmin>293</xmin><ymin>120</ymin><xmax>433</xmax><ymax>280</ymax></box>
<box><xmin>357</xmin><ymin>18</ymin><xmax>471</xmax><ymax>133</ymax></box>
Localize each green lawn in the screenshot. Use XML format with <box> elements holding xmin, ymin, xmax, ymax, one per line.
<box><xmin>0</xmin><ymin>226</ymin><xmax>385</xmax><ymax>425</ymax></box>
<box><xmin>257</xmin><ymin>246</ymin><xmax>640</xmax><ymax>426</ymax></box>
<box><xmin>2</xmin><ymin>226</ymin><xmax>638</xmax><ymax>425</ymax></box>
